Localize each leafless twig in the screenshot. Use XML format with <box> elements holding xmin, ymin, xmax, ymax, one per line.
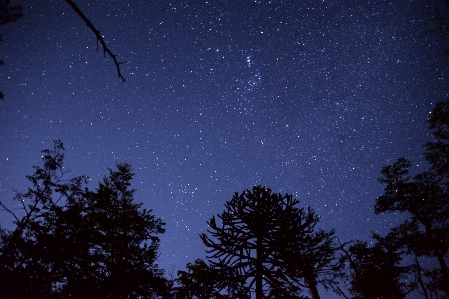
<box><xmin>0</xmin><ymin>200</ymin><xmax>20</xmax><ymax>223</ymax></box>
<box><xmin>65</xmin><ymin>0</ymin><xmax>126</xmax><ymax>81</ymax></box>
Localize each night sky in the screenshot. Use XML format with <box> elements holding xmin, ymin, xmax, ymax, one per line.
<box><xmin>1</xmin><ymin>0</ymin><xmax>448</xmax><ymax>289</ymax></box>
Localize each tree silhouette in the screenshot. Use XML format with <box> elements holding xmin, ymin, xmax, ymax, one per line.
<box><xmin>174</xmin><ymin>258</ymin><xmax>249</xmax><ymax>299</ymax></box>
<box><xmin>0</xmin><ymin>140</ymin><xmax>87</xmax><ymax>298</ymax></box>
<box><xmin>425</xmin><ymin>99</ymin><xmax>449</xmax><ymax>179</ymax></box>
<box><xmin>0</xmin><ymin>140</ymin><xmax>166</xmax><ymax>298</ymax></box>
<box><xmin>175</xmin><ymin>259</ymin><xmax>219</xmax><ymax>299</ymax></box>
<box><xmin>375</xmin><ymin>99</ymin><xmax>449</xmax><ymax>297</ymax></box>
<box><xmin>200</xmin><ymin>186</ymin><xmax>338</xmax><ymax>299</ymax></box>
<box><xmin>82</xmin><ymin>162</ymin><xmax>166</xmax><ymax>298</ymax></box>
<box><xmin>341</xmin><ymin>234</ymin><xmax>412</xmax><ymax>299</ymax></box>
<box><xmin>0</xmin><ymin>0</ymin><xmax>21</xmax><ymax>25</ymax></box>
<box><xmin>275</xmin><ymin>222</ymin><xmax>341</xmax><ymax>299</ymax></box>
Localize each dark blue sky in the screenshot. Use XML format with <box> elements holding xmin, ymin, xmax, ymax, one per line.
<box><xmin>1</xmin><ymin>0</ymin><xmax>448</xmax><ymax>292</ymax></box>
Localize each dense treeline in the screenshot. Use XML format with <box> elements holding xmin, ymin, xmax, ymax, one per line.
<box><xmin>0</xmin><ymin>99</ymin><xmax>448</xmax><ymax>298</ymax></box>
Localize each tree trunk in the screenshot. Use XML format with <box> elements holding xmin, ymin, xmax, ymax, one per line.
<box><xmin>426</xmin><ymin>222</ymin><xmax>449</xmax><ymax>297</ymax></box>
<box><xmin>306</xmin><ymin>273</ymin><xmax>320</xmax><ymax>299</ymax></box>
<box><xmin>414</xmin><ymin>255</ymin><xmax>430</xmax><ymax>299</ymax></box>
<box><xmin>256</xmin><ymin>237</ymin><xmax>263</xmax><ymax>299</ymax></box>
<box><xmin>436</xmin><ymin>252</ymin><xmax>449</xmax><ymax>297</ymax></box>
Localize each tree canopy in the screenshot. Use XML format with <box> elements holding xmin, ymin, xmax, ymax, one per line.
<box><xmin>0</xmin><ymin>140</ymin><xmax>167</xmax><ymax>298</ymax></box>
<box><xmin>374</xmin><ymin>99</ymin><xmax>449</xmax><ymax>297</ymax></box>
<box><xmin>341</xmin><ymin>234</ymin><xmax>411</xmax><ymax>299</ymax></box>
<box><xmin>174</xmin><ymin>258</ymin><xmax>249</xmax><ymax>299</ymax></box>
<box><xmin>200</xmin><ymin>186</ymin><xmax>338</xmax><ymax>299</ymax></box>
<box><xmin>1</xmin><ymin>100</ymin><xmax>448</xmax><ymax>298</ymax></box>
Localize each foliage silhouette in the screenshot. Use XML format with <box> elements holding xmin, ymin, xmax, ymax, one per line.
<box><xmin>0</xmin><ymin>0</ymin><xmax>21</xmax><ymax>25</ymax></box>
<box><xmin>0</xmin><ymin>140</ymin><xmax>167</xmax><ymax>298</ymax></box>
<box><xmin>341</xmin><ymin>234</ymin><xmax>412</xmax><ymax>299</ymax></box>
<box><xmin>200</xmin><ymin>186</ymin><xmax>338</xmax><ymax>299</ymax></box>
<box><xmin>375</xmin><ymin>99</ymin><xmax>449</xmax><ymax>297</ymax></box>
<box><xmin>174</xmin><ymin>258</ymin><xmax>249</xmax><ymax>299</ymax></box>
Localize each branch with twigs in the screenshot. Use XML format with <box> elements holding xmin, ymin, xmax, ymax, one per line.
<box><xmin>65</xmin><ymin>0</ymin><xmax>126</xmax><ymax>81</ymax></box>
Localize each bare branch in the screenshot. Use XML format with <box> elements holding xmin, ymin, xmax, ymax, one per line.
<box><xmin>65</xmin><ymin>0</ymin><xmax>126</xmax><ymax>81</ymax></box>
<box><xmin>335</xmin><ymin>285</ymin><xmax>351</xmax><ymax>299</ymax></box>
<box><xmin>10</xmin><ymin>188</ymin><xmax>28</xmax><ymax>215</ymax></box>
<box><xmin>0</xmin><ymin>200</ymin><xmax>20</xmax><ymax>223</ymax></box>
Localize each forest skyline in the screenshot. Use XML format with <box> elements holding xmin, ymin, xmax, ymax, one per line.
<box><xmin>1</xmin><ymin>2</ymin><xmax>449</xmax><ymax>297</ymax></box>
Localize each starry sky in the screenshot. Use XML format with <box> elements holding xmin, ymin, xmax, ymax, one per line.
<box><xmin>1</xmin><ymin>0</ymin><xmax>449</xmax><ymax>288</ymax></box>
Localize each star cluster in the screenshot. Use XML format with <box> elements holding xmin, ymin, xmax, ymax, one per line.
<box><xmin>1</xmin><ymin>0</ymin><xmax>448</xmax><ymax>276</ymax></box>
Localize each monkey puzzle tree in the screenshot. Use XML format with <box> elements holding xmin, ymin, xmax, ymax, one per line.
<box><xmin>200</xmin><ymin>186</ymin><xmax>337</xmax><ymax>299</ymax></box>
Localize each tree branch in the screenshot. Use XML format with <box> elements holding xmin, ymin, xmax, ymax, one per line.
<box><xmin>0</xmin><ymin>200</ymin><xmax>20</xmax><ymax>223</ymax></box>
<box><xmin>65</xmin><ymin>0</ymin><xmax>126</xmax><ymax>81</ymax></box>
